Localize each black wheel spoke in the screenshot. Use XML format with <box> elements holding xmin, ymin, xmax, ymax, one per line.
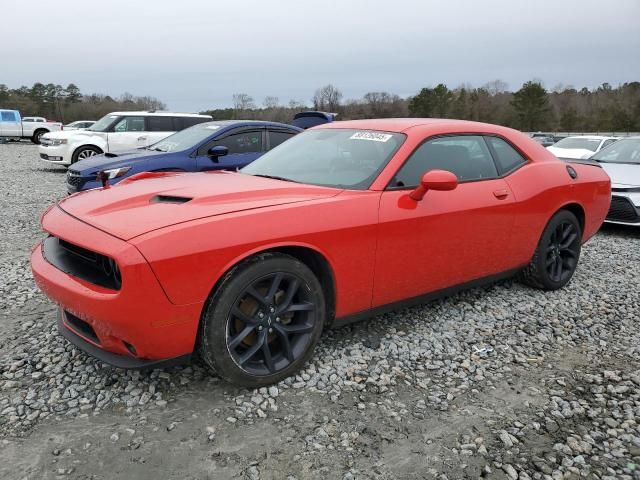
<box><xmin>265</xmin><ymin>273</ymin><xmax>284</xmax><ymax>303</ymax></box>
<box><xmin>231</xmin><ymin>306</ymin><xmax>257</xmax><ymax>325</ymax></box>
<box><xmin>562</xmin><ymin>248</ymin><xmax>577</xmax><ymax>259</ymax></box>
<box><xmin>273</xmin><ymin>325</ymin><xmax>294</xmax><ymax>362</ymax></box>
<box><xmin>246</xmin><ymin>287</ymin><xmax>268</xmax><ymax>306</ymax></box>
<box><xmin>280</xmin><ymin>323</ymin><xmax>314</xmax><ymax>334</ymax></box>
<box><xmin>283</xmin><ymin>302</ymin><xmax>314</xmax><ymax>313</ymax></box>
<box><xmin>277</xmin><ymin>279</ymin><xmax>300</xmax><ymax>312</ymax></box>
<box><xmin>228</xmin><ymin>324</ymin><xmax>256</xmax><ymax>350</ymax></box>
<box><xmin>560</xmin><ymin>232</ymin><xmax>578</xmax><ymax>249</ymax></box>
<box><xmin>262</xmin><ymin>338</ymin><xmax>275</xmax><ymax>373</ymax></box>
<box><xmin>238</xmin><ymin>330</ymin><xmax>266</xmax><ymax>365</ymax></box>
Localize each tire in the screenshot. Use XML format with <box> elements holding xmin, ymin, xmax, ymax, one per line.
<box><xmin>519</xmin><ymin>210</ymin><xmax>582</xmax><ymax>290</ymax></box>
<box><xmin>198</xmin><ymin>252</ymin><xmax>326</xmax><ymax>387</ymax></box>
<box><xmin>32</xmin><ymin>129</ymin><xmax>48</xmax><ymax>144</ymax></box>
<box><xmin>71</xmin><ymin>146</ymin><xmax>102</xmax><ymax>164</ymax></box>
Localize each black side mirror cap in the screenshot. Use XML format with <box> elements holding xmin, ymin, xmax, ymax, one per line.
<box><xmin>208</xmin><ymin>145</ymin><xmax>229</xmax><ymax>161</ymax></box>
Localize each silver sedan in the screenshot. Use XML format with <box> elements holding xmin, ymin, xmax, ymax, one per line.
<box><xmin>592</xmin><ymin>137</ymin><xmax>640</xmax><ymax>226</ymax></box>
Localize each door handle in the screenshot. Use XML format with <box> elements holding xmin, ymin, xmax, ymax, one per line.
<box><xmin>137</xmin><ymin>136</ymin><xmax>147</xmax><ymax>141</ymax></box>
<box><xmin>493</xmin><ymin>189</ymin><xmax>509</xmax><ymax>199</ymax></box>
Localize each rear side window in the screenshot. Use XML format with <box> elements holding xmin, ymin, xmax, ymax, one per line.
<box><xmin>113</xmin><ymin>116</ymin><xmax>145</xmax><ymax>132</ymax></box>
<box><xmin>216</xmin><ymin>131</ymin><xmax>263</xmax><ymax>154</ymax></box>
<box><xmin>268</xmin><ymin>130</ymin><xmax>296</xmax><ymax>150</ymax></box>
<box><xmin>176</xmin><ymin>117</ymin><xmax>209</xmax><ymax>130</ymax></box>
<box><xmin>485</xmin><ymin>136</ymin><xmax>527</xmax><ymax>175</ymax></box>
<box><xmin>147</xmin><ymin>116</ymin><xmax>174</xmax><ymax>132</ymax></box>
<box><xmin>1</xmin><ymin>111</ymin><xmax>18</xmax><ymax>122</ymax></box>
<box><xmin>392</xmin><ymin>135</ymin><xmax>498</xmax><ymax>187</ymax></box>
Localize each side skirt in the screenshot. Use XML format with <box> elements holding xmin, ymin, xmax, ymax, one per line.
<box><xmin>332</xmin><ymin>266</ymin><xmax>524</xmax><ymax>328</ymax></box>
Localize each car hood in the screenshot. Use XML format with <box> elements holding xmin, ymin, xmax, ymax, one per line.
<box><xmin>71</xmin><ymin>148</ymin><xmax>168</xmax><ymax>172</ymax></box>
<box><xmin>599</xmin><ymin>162</ymin><xmax>640</xmax><ymax>188</ymax></box>
<box><xmin>57</xmin><ymin>171</ymin><xmax>341</xmax><ymax>240</ymax></box>
<box><xmin>547</xmin><ymin>146</ymin><xmax>595</xmax><ymax>159</ymax></box>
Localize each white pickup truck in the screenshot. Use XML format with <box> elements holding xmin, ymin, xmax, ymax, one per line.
<box><xmin>0</xmin><ymin>110</ymin><xmax>63</xmax><ymax>144</ymax></box>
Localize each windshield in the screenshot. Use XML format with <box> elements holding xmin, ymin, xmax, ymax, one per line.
<box><xmin>150</xmin><ymin>123</ymin><xmax>221</xmax><ymax>152</ymax></box>
<box><xmin>241</xmin><ymin>128</ymin><xmax>405</xmax><ymax>189</ymax></box>
<box><xmin>592</xmin><ymin>138</ymin><xmax>640</xmax><ymax>164</ymax></box>
<box><xmin>553</xmin><ymin>137</ymin><xmax>603</xmax><ymax>152</ymax></box>
<box><xmin>87</xmin><ymin>114</ymin><xmax>119</xmax><ymax>132</ymax></box>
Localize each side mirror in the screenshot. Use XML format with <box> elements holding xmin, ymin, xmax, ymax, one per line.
<box><xmin>409</xmin><ymin>169</ymin><xmax>458</xmax><ymax>201</ymax></box>
<box><xmin>207</xmin><ymin>145</ymin><xmax>229</xmax><ymax>161</ymax></box>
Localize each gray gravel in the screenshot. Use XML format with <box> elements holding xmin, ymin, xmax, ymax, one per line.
<box><xmin>0</xmin><ymin>142</ymin><xmax>639</xmax><ymax>479</ymax></box>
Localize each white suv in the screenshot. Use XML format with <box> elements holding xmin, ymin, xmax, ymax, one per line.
<box><xmin>39</xmin><ymin>111</ymin><xmax>212</xmax><ymax>166</ymax></box>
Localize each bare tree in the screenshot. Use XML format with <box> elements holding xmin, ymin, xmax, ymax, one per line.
<box><xmin>263</xmin><ymin>96</ymin><xmax>279</xmax><ymax>109</ymax></box>
<box><xmin>232</xmin><ymin>93</ymin><xmax>255</xmax><ymax>111</ymax></box>
<box><xmin>483</xmin><ymin>79</ymin><xmax>509</xmax><ymax>96</ymax></box>
<box><xmin>313</xmin><ymin>84</ymin><xmax>342</xmax><ymax>112</ymax></box>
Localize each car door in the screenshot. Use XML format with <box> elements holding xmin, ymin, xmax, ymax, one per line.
<box><xmin>196</xmin><ymin>128</ymin><xmax>266</xmax><ymax>171</ymax></box>
<box><xmin>145</xmin><ymin>116</ymin><xmax>176</xmax><ymax>145</ymax></box>
<box><xmin>372</xmin><ymin>134</ymin><xmax>518</xmax><ymax>307</ymax></box>
<box><xmin>106</xmin><ymin>116</ymin><xmax>147</xmax><ymax>152</ymax></box>
<box><xmin>1</xmin><ymin>110</ymin><xmax>22</xmax><ymax>136</ymax></box>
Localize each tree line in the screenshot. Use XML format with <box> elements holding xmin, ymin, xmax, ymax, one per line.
<box><xmin>205</xmin><ymin>81</ymin><xmax>640</xmax><ymax>132</ymax></box>
<box><xmin>0</xmin><ymin>83</ymin><xmax>165</xmax><ymax>123</ymax></box>
<box><xmin>2</xmin><ymin>80</ymin><xmax>638</xmax><ymax>132</ymax></box>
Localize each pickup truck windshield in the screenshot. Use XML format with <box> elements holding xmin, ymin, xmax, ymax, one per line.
<box><xmin>87</xmin><ymin>115</ymin><xmax>119</xmax><ymax>132</ymax></box>
<box><xmin>241</xmin><ymin>128</ymin><xmax>405</xmax><ymax>190</ymax></box>
<box><xmin>150</xmin><ymin>124</ymin><xmax>221</xmax><ymax>152</ymax></box>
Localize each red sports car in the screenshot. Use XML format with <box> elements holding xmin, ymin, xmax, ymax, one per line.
<box><xmin>31</xmin><ymin>119</ymin><xmax>611</xmax><ymax>387</ymax></box>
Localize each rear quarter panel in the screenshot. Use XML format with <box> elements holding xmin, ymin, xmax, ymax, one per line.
<box><xmin>504</xmin><ymin>160</ymin><xmax>610</xmax><ymax>266</ymax></box>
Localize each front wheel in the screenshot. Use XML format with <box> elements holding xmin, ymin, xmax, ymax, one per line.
<box><xmin>71</xmin><ymin>146</ymin><xmax>102</xmax><ymax>164</ymax></box>
<box><xmin>519</xmin><ymin>210</ymin><xmax>582</xmax><ymax>290</ymax></box>
<box><xmin>198</xmin><ymin>253</ymin><xmax>326</xmax><ymax>387</ymax></box>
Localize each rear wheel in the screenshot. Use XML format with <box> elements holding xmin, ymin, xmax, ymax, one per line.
<box><xmin>198</xmin><ymin>253</ymin><xmax>325</xmax><ymax>387</ymax></box>
<box><xmin>519</xmin><ymin>210</ymin><xmax>582</xmax><ymax>290</ymax></box>
<box><xmin>71</xmin><ymin>146</ymin><xmax>102</xmax><ymax>164</ymax></box>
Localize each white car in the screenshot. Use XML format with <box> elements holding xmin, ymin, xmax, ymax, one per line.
<box><xmin>64</xmin><ymin>120</ymin><xmax>95</xmax><ymax>130</ymax></box>
<box><xmin>39</xmin><ymin>111</ymin><xmax>212</xmax><ymax>166</ymax></box>
<box><xmin>547</xmin><ymin>135</ymin><xmax>618</xmax><ymax>160</ymax></box>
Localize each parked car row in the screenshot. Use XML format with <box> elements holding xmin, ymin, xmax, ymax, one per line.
<box><xmin>30</xmin><ymin>118</ymin><xmax>614</xmax><ymax>386</ymax></box>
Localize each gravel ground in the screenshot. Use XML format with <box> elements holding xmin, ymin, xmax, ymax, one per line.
<box><xmin>0</xmin><ymin>142</ymin><xmax>639</xmax><ymax>480</ymax></box>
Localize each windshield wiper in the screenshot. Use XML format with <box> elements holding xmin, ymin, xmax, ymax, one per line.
<box><xmin>252</xmin><ymin>174</ymin><xmax>297</xmax><ymax>183</ymax></box>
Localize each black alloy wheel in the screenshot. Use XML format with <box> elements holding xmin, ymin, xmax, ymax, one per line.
<box><xmin>520</xmin><ymin>209</ymin><xmax>582</xmax><ymax>290</ymax></box>
<box><xmin>226</xmin><ymin>272</ymin><xmax>316</xmax><ymax>376</ymax></box>
<box><xmin>198</xmin><ymin>253</ymin><xmax>325</xmax><ymax>387</ymax></box>
<box><xmin>545</xmin><ymin>221</ymin><xmax>580</xmax><ymax>283</ymax></box>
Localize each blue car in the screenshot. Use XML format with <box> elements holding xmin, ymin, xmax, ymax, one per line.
<box><xmin>66</xmin><ymin>120</ymin><xmax>302</xmax><ymax>193</ymax></box>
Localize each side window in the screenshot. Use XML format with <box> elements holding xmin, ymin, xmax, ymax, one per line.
<box><xmin>113</xmin><ymin>116</ymin><xmax>145</xmax><ymax>132</ymax></box>
<box><xmin>215</xmin><ymin>131</ymin><xmax>263</xmax><ymax>155</ymax></box>
<box><xmin>485</xmin><ymin>136</ymin><xmax>527</xmax><ymax>175</ymax></box>
<box><xmin>392</xmin><ymin>135</ymin><xmax>498</xmax><ymax>187</ymax></box>
<box><xmin>1</xmin><ymin>111</ymin><xmax>17</xmax><ymax>122</ymax></box>
<box><xmin>179</xmin><ymin>117</ymin><xmax>208</xmax><ymax>130</ymax></box>
<box><xmin>268</xmin><ymin>130</ymin><xmax>296</xmax><ymax>150</ymax></box>
<box><xmin>23</xmin><ymin>118</ymin><xmax>33</xmax><ymax>122</ymax></box>
<box><xmin>147</xmin><ymin>116</ymin><xmax>174</xmax><ymax>132</ymax></box>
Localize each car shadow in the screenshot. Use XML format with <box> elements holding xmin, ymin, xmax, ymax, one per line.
<box><xmin>600</xmin><ymin>223</ymin><xmax>640</xmax><ymax>239</ymax></box>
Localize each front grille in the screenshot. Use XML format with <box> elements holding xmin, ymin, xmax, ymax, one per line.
<box><xmin>66</xmin><ymin>170</ymin><xmax>85</xmax><ymax>188</ymax></box>
<box><xmin>64</xmin><ymin>311</ymin><xmax>100</xmax><ymax>344</ymax></box>
<box><xmin>42</xmin><ymin>236</ymin><xmax>122</xmax><ymax>290</ymax></box>
<box><xmin>607</xmin><ymin>196</ymin><xmax>640</xmax><ymax>223</ymax></box>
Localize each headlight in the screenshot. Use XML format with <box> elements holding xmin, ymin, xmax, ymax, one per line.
<box><xmin>100</xmin><ymin>166</ymin><xmax>132</xmax><ymax>179</ymax></box>
<box><xmin>48</xmin><ymin>139</ymin><xmax>68</xmax><ymax>146</ymax></box>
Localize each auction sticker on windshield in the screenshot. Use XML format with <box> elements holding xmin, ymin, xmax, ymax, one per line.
<box><xmin>350</xmin><ymin>131</ymin><xmax>393</xmax><ymax>142</ymax></box>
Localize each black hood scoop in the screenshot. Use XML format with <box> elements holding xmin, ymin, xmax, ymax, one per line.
<box><xmin>150</xmin><ymin>195</ymin><xmax>192</xmax><ymax>204</ymax></box>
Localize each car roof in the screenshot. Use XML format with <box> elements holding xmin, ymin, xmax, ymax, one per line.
<box><xmin>196</xmin><ymin>120</ymin><xmax>301</xmax><ymax>130</ymax></box>
<box><xmin>107</xmin><ymin>111</ymin><xmax>212</xmax><ymax>118</ymax></box>
<box><xmin>560</xmin><ymin>135</ymin><xmax>617</xmax><ymax>140</ymax></box>
<box><xmin>316</xmin><ymin>118</ymin><xmax>516</xmax><ymax>134</ymax></box>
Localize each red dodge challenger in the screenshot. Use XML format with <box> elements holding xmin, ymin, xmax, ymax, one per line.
<box><xmin>31</xmin><ymin>119</ymin><xmax>611</xmax><ymax>387</ymax></box>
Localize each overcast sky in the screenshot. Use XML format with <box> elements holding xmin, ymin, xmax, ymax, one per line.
<box><xmin>4</xmin><ymin>0</ymin><xmax>639</xmax><ymax>112</ymax></box>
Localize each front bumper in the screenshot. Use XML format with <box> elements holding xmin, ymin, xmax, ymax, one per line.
<box><xmin>31</xmin><ymin>206</ymin><xmax>203</xmax><ymax>365</ymax></box>
<box><xmin>605</xmin><ymin>194</ymin><xmax>640</xmax><ymax>226</ymax></box>
<box><xmin>39</xmin><ymin>144</ymin><xmax>71</xmax><ymax>165</ymax></box>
